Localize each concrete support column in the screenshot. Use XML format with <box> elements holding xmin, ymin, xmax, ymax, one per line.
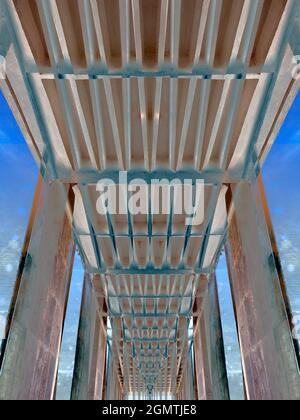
<box><xmin>0</xmin><ymin>178</ymin><xmax>74</xmax><ymax>400</ymax></box>
<box><xmin>177</xmin><ymin>349</ymin><xmax>195</xmax><ymax>400</ymax></box>
<box><xmin>106</xmin><ymin>352</ymin><xmax>124</xmax><ymax>400</ymax></box>
<box><xmin>225</xmin><ymin>181</ymin><xmax>300</xmax><ymax>400</ymax></box>
<box><xmin>71</xmin><ymin>274</ymin><xmax>107</xmax><ymax>401</ymax></box>
<box><xmin>194</xmin><ymin>275</ymin><xmax>229</xmax><ymax>400</ymax></box>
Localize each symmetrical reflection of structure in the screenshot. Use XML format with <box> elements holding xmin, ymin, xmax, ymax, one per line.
<box><xmin>0</xmin><ymin>0</ymin><xmax>300</xmax><ymax>400</ymax></box>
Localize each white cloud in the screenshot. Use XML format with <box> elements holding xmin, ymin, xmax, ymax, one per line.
<box><xmin>292</xmin><ymin>130</ymin><xmax>300</xmax><ymax>141</ymax></box>
<box><xmin>0</xmin><ymin>143</ymin><xmax>19</xmax><ymax>162</ymax></box>
<box><xmin>281</xmin><ymin>239</ymin><xmax>292</xmax><ymax>250</ymax></box>
<box><xmin>5</xmin><ymin>264</ymin><xmax>13</xmax><ymax>273</ymax></box>
<box><xmin>279</xmin><ymin>144</ymin><xmax>300</xmax><ymax>162</ymax></box>
<box><xmin>0</xmin><ymin>129</ymin><xmax>8</xmax><ymax>142</ymax></box>
<box><xmin>287</xmin><ymin>264</ymin><xmax>295</xmax><ymax>273</ymax></box>
<box><xmin>0</xmin><ymin>238</ymin><xmax>20</xmax><ymax>275</ymax></box>
<box><xmin>0</xmin><ymin>314</ymin><xmax>6</xmax><ymax>339</ymax></box>
<box><xmin>8</xmin><ymin>238</ymin><xmax>20</xmax><ymax>251</ymax></box>
<box><xmin>292</xmin><ymin>315</ymin><xmax>300</xmax><ymax>340</ymax></box>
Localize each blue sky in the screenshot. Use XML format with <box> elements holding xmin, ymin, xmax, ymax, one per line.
<box><xmin>272</xmin><ymin>93</ymin><xmax>300</xmax><ymax>145</ymax></box>
<box><xmin>0</xmin><ymin>92</ymin><xmax>37</xmax><ymax>322</ymax></box>
<box><xmin>262</xmin><ymin>93</ymin><xmax>300</xmax><ymax>318</ymax></box>
<box><xmin>216</xmin><ymin>92</ymin><xmax>300</xmax><ymax>399</ymax></box>
<box><xmin>0</xmin><ymin>89</ymin><xmax>299</xmax><ymax>400</ymax></box>
<box><xmin>0</xmin><ymin>91</ymin><xmax>84</xmax><ymax>399</ymax></box>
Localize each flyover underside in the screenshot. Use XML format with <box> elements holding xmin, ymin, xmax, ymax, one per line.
<box><xmin>1</xmin><ymin>0</ymin><xmax>299</xmax><ymax>399</ymax></box>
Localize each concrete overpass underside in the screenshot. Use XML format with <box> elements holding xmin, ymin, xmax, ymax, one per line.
<box><xmin>0</xmin><ymin>0</ymin><xmax>299</xmax><ymax>400</ymax></box>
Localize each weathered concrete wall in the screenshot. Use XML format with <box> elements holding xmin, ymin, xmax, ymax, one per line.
<box><xmin>106</xmin><ymin>350</ymin><xmax>123</xmax><ymax>400</ymax></box>
<box><xmin>71</xmin><ymin>274</ymin><xmax>107</xmax><ymax>401</ymax></box>
<box><xmin>0</xmin><ymin>179</ymin><xmax>73</xmax><ymax>400</ymax></box>
<box><xmin>177</xmin><ymin>349</ymin><xmax>195</xmax><ymax>400</ymax></box>
<box><xmin>226</xmin><ymin>181</ymin><xmax>300</xmax><ymax>400</ymax></box>
<box><xmin>194</xmin><ymin>274</ymin><xmax>230</xmax><ymax>400</ymax></box>
<box><xmin>0</xmin><ymin>2</ymin><xmax>11</xmax><ymax>57</ymax></box>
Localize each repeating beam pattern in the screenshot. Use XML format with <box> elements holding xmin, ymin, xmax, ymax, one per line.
<box><xmin>1</xmin><ymin>0</ymin><xmax>299</xmax><ymax>399</ymax></box>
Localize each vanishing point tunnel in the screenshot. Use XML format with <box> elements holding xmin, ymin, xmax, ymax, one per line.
<box><xmin>0</xmin><ymin>0</ymin><xmax>300</xmax><ymax>401</ymax></box>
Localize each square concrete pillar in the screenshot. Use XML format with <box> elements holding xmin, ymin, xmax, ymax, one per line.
<box><xmin>0</xmin><ymin>178</ymin><xmax>74</xmax><ymax>400</ymax></box>
<box><xmin>71</xmin><ymin>274</ymin><xmax>107</xmax><ymax>401</ymax></box>
<box><xmin>225</xmin><ymin>181</ymin><xmax>300</xmax><ymax>400</ymax></box>
<box><xmin>194</xmin><ymin>274</ymin><xmax>230</xmax><ymax>400</ymax></box>
<box><xmin>177</xmin><ymin>349</ymin><xmax>195</xmax><ymax>400</ymax></box>
<box><xmin>106</xmin><ymin>350</ymin><xmax>124</xmax><ymax>400</ymax></box>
